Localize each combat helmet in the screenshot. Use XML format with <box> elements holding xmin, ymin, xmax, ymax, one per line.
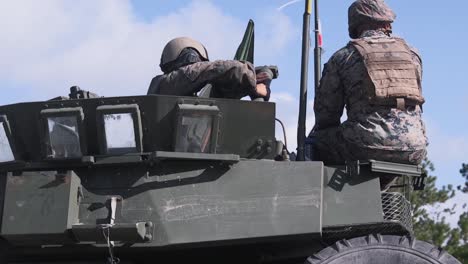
<box><xmin>160</xmin><ymin>37</ymin><xmax>209</xmax><ymax>73</ymax></box>
<box><xmin>348</xmin><ymin>0</ymin><xmax>396</xmax><ymax>39</ymax></box>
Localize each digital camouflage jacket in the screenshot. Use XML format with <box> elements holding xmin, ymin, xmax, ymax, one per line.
<box><xmin>310</xmin><ymin>30</ymin><xmax>427</xmax><ymax>165</ymax></box>
<box><xmin>147</xmin><ymin>60</ymin><xmax>257</xmax><ymax>99</ymax></box>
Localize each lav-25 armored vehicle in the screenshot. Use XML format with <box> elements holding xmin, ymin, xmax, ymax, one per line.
<box><xmin>0</xmin><ymin>2</ymin><xmax>462</xmax><ymax>264</ymax></box>
<box><xmin>0</xmin><ymin>88</ymin><xmax>461</xmax><ymax>264</ymax></box>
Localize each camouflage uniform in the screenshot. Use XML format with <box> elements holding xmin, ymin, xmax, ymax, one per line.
<box><xmin>309</xmin><ymin>30</ymin><xmax>427</xmax><ymax>165</ymax></box>
<box><xmin>147</xmin><ymin>60</ymin><xmax>257</xmax><ymax>99</ymax></box>
<box><xmin>148</xmin><ymin>36</ymin><xmax>274</xmax><ymax>100</ymax></box>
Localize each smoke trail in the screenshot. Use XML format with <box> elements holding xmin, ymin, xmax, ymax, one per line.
<box><xmin>277</xmin><ymin>0</ymin><xmax>302</xmax><ymax>11</ymax></box>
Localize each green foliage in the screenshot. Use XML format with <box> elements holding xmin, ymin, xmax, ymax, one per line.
<box><xmin>411</xmin><ymin>160</ymin><xmax>468</xmax><ymax>263</ymax></box>
<box><xmin>459</xmin><ymin>163</ymin><xmax>468</xmax><ymax>193</ymax></box>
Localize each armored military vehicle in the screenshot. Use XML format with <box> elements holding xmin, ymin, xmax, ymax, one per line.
<box><xmin>0</xmin><ymin>1</ymin><xmax>462</xmax><ymax>263</ymax></box>
<box><xmin>0</xmin><ymin>86</ymin><xmax>461</xmax><ymax>264</ymax></box>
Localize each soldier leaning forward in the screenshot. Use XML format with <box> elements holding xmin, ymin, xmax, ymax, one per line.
<box><xmin>147</xmin><ymin>37</ymin><xmax>273</xmax><ymax>101</ymax></box>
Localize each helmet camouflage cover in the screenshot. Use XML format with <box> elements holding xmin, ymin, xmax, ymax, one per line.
<box><xmin>348</xmin><ymin>0</ymin><xmax>396</xmax><ymax>38</ymax></box>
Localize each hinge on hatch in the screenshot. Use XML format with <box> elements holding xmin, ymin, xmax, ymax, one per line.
<box><xmin>346</xmin><ymin>160</ymin><xmax>426</xmax><ymax>190</ymax></box>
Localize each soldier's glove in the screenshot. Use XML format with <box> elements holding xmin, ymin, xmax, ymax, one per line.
<box><xmin>250</xmin><ymin>66</ymin><xmax>278</xmax><ymax>101</ymax></box>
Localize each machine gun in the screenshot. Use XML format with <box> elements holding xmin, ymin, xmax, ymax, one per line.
<box><xmin>69</xmin><ymin>86</ymin><xmax>99</xmax><ymax>99</ymax></box>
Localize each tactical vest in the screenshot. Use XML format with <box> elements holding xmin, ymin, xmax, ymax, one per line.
<box><xmin>350</xmin><ymin>38</ymin><xmax>425</xmax><ymax>109</ymax></box>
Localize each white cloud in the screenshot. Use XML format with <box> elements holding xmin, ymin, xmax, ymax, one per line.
<box><xmin>270</xmin><ymin>92</ymin><xmax>295</xmax><ymax>103</ymax></box>
<box><xmin>0</xmin><ymin>0</ymin><xmax>295</xmax><ymax>101</ymax></box>
<box><xmin>256</xmin><ymin>8</ymin><xmax>297</xmax><ymax>60</ymax></box>
<box><xmin>426</xmin><ymin>122</ymin><xmax>468</xmax><ymax>164</ymax></box>
<box><xmin>424</xmin><ymin>119</ymin><xmax>468</xmax><ymax>186</ymax></box>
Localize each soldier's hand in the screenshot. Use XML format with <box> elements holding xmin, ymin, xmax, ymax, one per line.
<box><xmin>250</xmin><ymin>68</ymin><xmax>273</xmax><ymax>101</ymax></box>
<box><xmin>255</xmin><ymin>83</ymin><xmax>268</xmax><ymax>97</ymax></box>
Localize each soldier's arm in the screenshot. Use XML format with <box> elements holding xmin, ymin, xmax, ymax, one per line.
<box><xmin>147</xmin><ymin>76</ymin><xmax>162</xmax><ymax>95</ymax></box>
<box><xmin>155</xmin><ymin>60</ymin><xmax>257</xmax><ymax>98</ymax></box>
<box><xmin>313</xmin><ymin>57</ymin><xmax>345</xmax><ymax>131</ymax></box>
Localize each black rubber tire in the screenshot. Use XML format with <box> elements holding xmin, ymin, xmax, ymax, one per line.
<box><xmin>305</xmin><ymin>234</ymin><xmax>461</xmax><ymax>264</ymax></box>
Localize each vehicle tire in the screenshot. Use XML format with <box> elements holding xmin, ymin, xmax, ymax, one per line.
<box><xmin>305</xmin><ymin>234</ymin><xmax>461</xmax><ymax>264</ymax></box>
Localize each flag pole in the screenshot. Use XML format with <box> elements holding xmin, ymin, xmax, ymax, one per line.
<box><xmin>314</xmin><ymin>0</ymin><xmax>322</xmax><ymax>99</ymax></box>
<box><xmin>296</xmin><ymin>0</ymin><xmax>312</xmax><ymax>161</ymax></box>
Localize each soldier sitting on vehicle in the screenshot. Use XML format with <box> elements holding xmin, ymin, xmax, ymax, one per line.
<box><xmin>308</xmin><ymin>0</ymin><xmax>427</xmax><ymax>188</ymax></box>
<box><xmin>147</xmin><ymin>37</ymin><xmax>273</xmax><ymax>101</ymax></box>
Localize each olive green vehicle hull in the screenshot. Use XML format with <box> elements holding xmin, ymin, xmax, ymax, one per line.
<box><xmin>0</xmin><ymin>161</ymin><xmax>404</xmax><ymax>263</ymax></box>
<box><xmin>0</xmin><ymin>95</ymin><xmax>412</xmax><ymax>263</ymax></box>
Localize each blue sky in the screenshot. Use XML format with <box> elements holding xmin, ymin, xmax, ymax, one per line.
<box><xmin>0</xmin><ymin>0</ymin><xmax>466</xmax><ymax>189</ymax></box>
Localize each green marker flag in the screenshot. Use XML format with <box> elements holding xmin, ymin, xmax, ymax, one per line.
<box><xmin>234</xmin><ymin>19</ymin><xmax>255</xmax><ymax>64</ymax></box>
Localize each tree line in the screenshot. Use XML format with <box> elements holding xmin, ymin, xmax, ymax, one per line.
<box><xmin>411</xmin><ymin>161</ymin><xmax>467</xmax><ymax>262</ymax></box>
